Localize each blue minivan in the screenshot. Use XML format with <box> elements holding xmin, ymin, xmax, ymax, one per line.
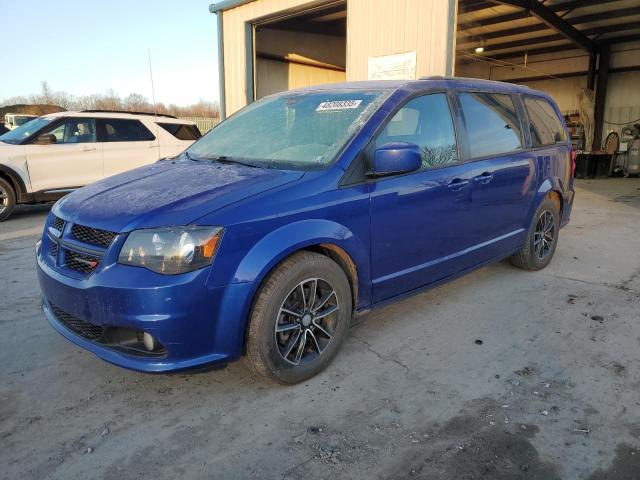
<box><xmin>36</xmin><ymin>77</ymin><xmax>574</xmax><ymax>383</ymax></box>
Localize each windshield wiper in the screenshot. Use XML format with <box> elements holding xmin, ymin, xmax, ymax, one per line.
<box><xmin>202</xmin><ymin>155</ymin><xmax>264</xmax><ymax>169</ymax></box>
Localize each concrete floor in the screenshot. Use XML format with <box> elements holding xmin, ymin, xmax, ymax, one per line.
<box><xmin>1</xmin><ymin>179</ymin><xmax>639</xmax><ymax>480</ymax></box>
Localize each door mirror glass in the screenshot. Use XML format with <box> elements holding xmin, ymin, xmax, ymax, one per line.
<box><xmin>33</xmin><ymin>133</ymin><xmax>57</xmax><ymax>145</ymax></box>
<box><xmin>369</xmin><ymin>142</ymin><xmax>422</xmax><ymax>177</ymax></box>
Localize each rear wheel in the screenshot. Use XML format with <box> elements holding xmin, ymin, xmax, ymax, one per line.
<box><xmin>245</xmin><ymin>251</ymin><xmax>352</xmax><ymax>384</ymax></box>
<box><xmin>509</xmin><ymin>196</ymin><xmax>560</xmax><ymax>271</ymax></box>
<box><xmin>0</xmin><ymin>178</ymin><xmax>16</xmax><ymax>222</ymax></box>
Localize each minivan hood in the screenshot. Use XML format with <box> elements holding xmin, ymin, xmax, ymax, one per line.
<box><xmin>55</xmin><ymin>160</ymin><xmax>304</xmax><ymax>232</ymax></box>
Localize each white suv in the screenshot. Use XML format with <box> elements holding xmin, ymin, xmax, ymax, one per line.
<box><xmin>0</xmin><ymin>110</ymin><xmax>202</xmax><ymax>221</ymax></box>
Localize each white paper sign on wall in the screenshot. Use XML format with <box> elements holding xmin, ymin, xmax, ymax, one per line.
<box><xmin>368</xmin><ymin>51</ymin><xmax>417</xmax><ymax>81</ymax></box>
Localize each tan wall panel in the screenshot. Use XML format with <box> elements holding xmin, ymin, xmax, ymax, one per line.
<box><xmin>256</xmin><ymin>58</ymin><xmax>290</xmax><ymax>98</ymax></box>
<box><xmin>287</xmin><ymin>62</ymin><xmax>346</xmax><ymax>89</ymax></box>
<box><xmin>222</xmin><ymin>0</ymin><xmax>455</xmax><ymax>114</ymax></box>
<box><xmin>346</xmin><ymin>0</ymin><xmax>454</xmax><ymax>81</ymax></box>
<box><xmin>256</xmin><ymin>58</ymin><xmax>346</xmax><ymax>98</ymax></box>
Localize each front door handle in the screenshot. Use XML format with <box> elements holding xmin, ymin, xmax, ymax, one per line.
<box><xmin>147</xmin><ymin>144</ymin><xmax>159</xmax><ymax>148</ymax></box>
<box><xmin>80</xmin><ymin>146</ymin><xmax>96</xmax><ymax>152</ymax></box>
<box><xmin>447</xmin><ymin>178</ymin><xmax>470</xmax><ymax>191</ymax></box>
<box><xmin>473</xmin><ymin>172</ymin><xmax>494</xmax><ymax>184</ymax></box>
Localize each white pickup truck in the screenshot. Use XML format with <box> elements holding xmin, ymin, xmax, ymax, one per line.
<box><xmin>5</xmin><ymin>113</ymin><xmax>38</xmax><ymax>130</ymax></box>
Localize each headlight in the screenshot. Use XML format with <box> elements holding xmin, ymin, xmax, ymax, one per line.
<box><xmin>118</xmin><ymin>226</ymin><xmax>223</xmax><ymax>274</ymax></box>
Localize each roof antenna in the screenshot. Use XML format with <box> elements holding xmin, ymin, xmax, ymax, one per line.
<box><xmin>147</xmin><ymin>48</ymin><xmax>161</xmax><ymax>158</ymax></box>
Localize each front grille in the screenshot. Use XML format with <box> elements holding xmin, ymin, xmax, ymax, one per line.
<box><xmin>53</xmin><ymin>216</ymin><xmax>65</xmax><ymax>232</ymax></box>
<box><xmin>71</xmin><ymin>224</ymin><xmax>116</xmax><ymax>248</ymax></box>
<box><xmin>50</xmin><ymin>242</ymin><xmax>58</xmax><ymax>258</ymax></box>
<box><xmin>64</xmin><ymin>250</ymin><xmax>100</xmax><ymax>274</ymax></box>
<box><xmin>51</xmin><ymin>305</ymin><xmax>105</xmax><ymax>340</ymax></box>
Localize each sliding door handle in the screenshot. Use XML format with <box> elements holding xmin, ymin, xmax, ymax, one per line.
<box><xmin>447</xmin><ymin>178</ymin><xmax>470</xmax><ymax>191</ymax></box>
<box><xmin>473</xmin><ymin>172</ymin><xmax>494</xmax><ymax>184</ymax></box>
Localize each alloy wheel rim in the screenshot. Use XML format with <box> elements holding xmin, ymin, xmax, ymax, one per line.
<box><xmin>534</xmin><ymin>210</ymin><xmax>555</xmax><ymax>260</ymax></box>
<box><xmin>0</xmin><ymin>186</ymin><xmax>8</xmax><ymax>214</ymax></box>
<box><xmin>275</xmin><ymin>277</ymin><xmax>339</xmax><ymax>366</ymax></box>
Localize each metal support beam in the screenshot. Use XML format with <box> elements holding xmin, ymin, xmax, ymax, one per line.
<box><xmin>587</xmin><ymin>53</ymin><xmax>596</xmax><ymax>91</ymax></box>
<box><xmin>459</xmin><ymin>8</ymin><xmax>640</xmax><ymax>42</ymax></box>
<box><xmin>592</xmin><ymin>45</ymin><xmax>610</xmax><ymax>151</ymax></box>
<box><xmin>482</xmin><ymin>32</ymin><xmax>640</xmax><ymax>60</ymax></box>
<box><xmin>458</xmin><ymin>22</ymin><xmax>640</xmax><ymax>53</ymax></box>
<box><xmin>216</xmin><ymin>11</ymin><xmax>226</xmax><ymax>120</ymax></box>
<box><xmin>458</xmin><ymin>0</ymin><xmax>496</xmax><ymax>13</ymax></box>
<box><xmin>491</xmin><ymin>0</ymin><xmax>598</xmax><ymax>53</ymax></box>
<box><xmin>245</xmin><ymin>22</ymin><xmax>255</xmax><ymax>105</ymax></box>
<box><xmin>459</xmin><ymin>0</ymin><xmax>619</xmax><ymax>30</ymax></box>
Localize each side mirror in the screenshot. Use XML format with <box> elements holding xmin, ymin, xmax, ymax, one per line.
<box><xmin>368</xmin><ymin>142</ymin><xmax>422</xmax><ymax>177</ymax></box>
<box><xmin>33</xmin><ymin>133</ymin><xmax>56</xmax><ymax>145</ymax></box>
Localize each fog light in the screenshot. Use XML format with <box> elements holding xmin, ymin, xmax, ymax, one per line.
<box><xmin>143</xmin><ymin>332</ymin><xmax>156</xmax><ymax>351</ymax></box>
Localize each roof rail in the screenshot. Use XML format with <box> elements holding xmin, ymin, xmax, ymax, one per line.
<box><xmin>418</xmin><ymin>75</ymin><xmax>447</xmax><ymax>80</ymax></box>
<box><xmin>80</xmin><ymin>110</ymin><xmax>177</xmax><ymax>119</ymax></box>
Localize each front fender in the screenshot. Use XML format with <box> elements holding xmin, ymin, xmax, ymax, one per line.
<box><xmin>0</xmin><ymin>156</ymin><xmax>31</xmax><ymax>199</ymax></box>
<box><xmin>224</xmin><ymin>219</ymin><xmax>371</xmax><ymax>309</ymax></box>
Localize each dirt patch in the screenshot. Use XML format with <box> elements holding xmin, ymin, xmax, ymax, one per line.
<box><xmin>514</xmin><ymin>366</ymin><xmax>537</xmax><ymax>378</ymax></box>
<box><xmin>390</xmin><ymin>407</ymin><xmax>558</xmax><ymax>480</ymax></box>
<box><xmin>588</xmin><ymin>444</ymin><xmax>640</xmax><ymax>480</ymax></box>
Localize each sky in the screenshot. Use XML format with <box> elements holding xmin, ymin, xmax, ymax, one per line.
<box><xmin>0</xmin><ymin>0</ymin><xmax>220</xmax><ymax>106</ymax></box>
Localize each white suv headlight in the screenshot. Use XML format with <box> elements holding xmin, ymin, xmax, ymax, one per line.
<box><xmin>118</xmin><ymin>226</ymin><xmax>223</xmax><ymax>275</ymax></box>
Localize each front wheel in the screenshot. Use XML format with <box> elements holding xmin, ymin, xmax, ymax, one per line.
<box><xmin>509</xmin><ymin>196</ymin><xmax>560</xmax><ymax>271</ymax></box>
<box><xmin>245</xmin><ymin>251</ymin><xmax>352</xmax><ymax>384</ymax></box>
<box><xmin>0</xmin><ymin>178</ymin><xmax>16</xmax><ymax>222</ymax></box>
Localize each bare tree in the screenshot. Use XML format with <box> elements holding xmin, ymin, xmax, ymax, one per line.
<box><xmin>1</xmin><ymin>82</ymin><xmax>220</xmax><ymax>119</ymax></box>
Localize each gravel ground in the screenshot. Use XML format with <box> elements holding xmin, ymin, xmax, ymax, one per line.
<box><xmin>1</xmin><ymin>179</ymin><xmax>639</xmax><ymax>480</ymax></box>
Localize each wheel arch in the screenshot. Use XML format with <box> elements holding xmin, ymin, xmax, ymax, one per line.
<box><xmin>0</xmin><ymin>164</ymin><xmax>28</xmax><ymax>202</ymax></box>
<box><xmin>229</xmin><ymin>222</ymin><xmax>368</xmax><ymax>356</ymax></box>
<box><xmin>528</xmin><ymin>177</ymin><xmax>564</xmax><ymax>223</ymax></box>
<box><xmin>227</xmin><ymin>219</ymin><xmax>370</xmax><ymax>310</ymax></box>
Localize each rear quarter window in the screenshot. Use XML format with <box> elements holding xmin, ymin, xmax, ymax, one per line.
<box><xmin>458</xmin><ymin>92</ymin><xmax>523</xmax><ymax>158</ymax></box>
<box><xmin>524</xmin><ymin>96</ymin><xmax>567</xmax><ymax>147</ymax></box>
<box><xmin>101</xmin><ymin>119</ymin><xmax>155</xmax><ymax>142</ymax></box>
<box><xmin>158</xmin><ymin>123</ymin><xmax>202</xmax><ymax>141</ymax></box>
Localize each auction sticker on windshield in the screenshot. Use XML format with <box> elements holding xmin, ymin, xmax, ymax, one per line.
<box><xmin>316</xmin><ymin>100</ymin><xmax>363</xmax><ymax>111</ymax></box>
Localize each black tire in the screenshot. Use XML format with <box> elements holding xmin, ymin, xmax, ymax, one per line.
<box><xmin>509</xmin><ymin>196</ymin><xmax>560</xmax><ymax>271</ymax></box>
<box><xmin>0</xmin><ymin>177</ymin><xmax>16</xmax><ymax>222</ymax></box>
<box><xmin>245</xmin><ymin>251</ymin><xmax>352</xmax><ymax>384</ymax></box>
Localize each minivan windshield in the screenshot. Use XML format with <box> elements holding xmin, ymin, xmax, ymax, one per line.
<box><xmin>0</xmin><ymin>117</ymin><xmax>56</xmax><ymax>144</ymax></box>
<box><xmin>187</xmin><ymin>89</ymin><xmax>389</xmax><ymax>169</ymax></box>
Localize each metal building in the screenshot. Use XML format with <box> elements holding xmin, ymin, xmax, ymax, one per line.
<box><xmin>211</xmin><ymin>0</ymin><xmax>640</xmax><ymax>154</ymax></box>
<box><xmin>210</xmin><ymin>0</ymin><xmax>457</xmax><ymax>117</ymax></box>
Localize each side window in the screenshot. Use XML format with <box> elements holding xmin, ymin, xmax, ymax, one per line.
<box><xmin>158</xmin><ymin>123</ymin><xmax>202</xmax><ymax>140</ymax></box>
<box><xmin>459</xmin><ymin>92</ymin><xmax>523</xmax><ymax>158</ymax></box>
<box><xmin>375</xmin><ymin>93</ymin><xmax>458</xmax><ymax>169</ymax></box>
<box><xmin>43</xmin><ymin>118</ymin><xmax>96</xmax><ymax>144</ymax></box>
<box><xmin>101</xmin><ymin>119</ymin><xmax>155</xmax><ymax>142</ymax></box>
<box><xmin>524</xmin><ymin>96</ymin><xmax>567</xmax><ymax>147</ymax></box>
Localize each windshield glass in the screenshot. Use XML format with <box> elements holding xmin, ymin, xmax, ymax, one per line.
<box><xmin>0</xmin><ymin>117</ymin><xmax>55</xmax><ymax>144</ymax></box>
<box><xmin>187</xmin><ymin>89</ymin><xmax>389</xmax><ymax>169</ymax></box>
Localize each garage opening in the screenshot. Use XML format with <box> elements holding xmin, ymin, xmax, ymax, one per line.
<box><xmin>454</xmin><ymin>0</ymin><xmax>640</xmax><ymax>177</ymax></box>
<box><xmin>251</xmin><ymin>1</ymin><xmax>346</xmax><ymax>101</ymax></box>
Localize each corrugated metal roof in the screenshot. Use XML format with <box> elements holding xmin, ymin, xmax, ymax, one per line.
<box><xmin>209</xmin><ymin>0</ymin><xmax>258</xmax><ymax>14</ymax></box>
<box><xmin>457</xmin><ymin>0</ymin><xmax>640</xmax><ymax>61</ymax></box>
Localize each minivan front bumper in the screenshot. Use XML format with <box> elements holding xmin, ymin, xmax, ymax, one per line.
<box><xmin>36</xmin><ymin>243</ymin><xmax>254</xmax><ymax>372</ymax></box>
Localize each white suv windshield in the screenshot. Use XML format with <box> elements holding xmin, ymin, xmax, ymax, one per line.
<box><xmin>187</xmin><ymin>89</ymin><xmax>389</xmax><ymax>169</ymax></box>
<box><xmin>0</xmin><ymin>117</ymin><xmax>56</xmax><ymax>144</ymax></box>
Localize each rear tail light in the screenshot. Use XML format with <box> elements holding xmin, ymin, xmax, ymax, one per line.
<box><xmin>570</xmin><ymin>149</ymin><xmax>576</xmax><ymax>177</ymax></box>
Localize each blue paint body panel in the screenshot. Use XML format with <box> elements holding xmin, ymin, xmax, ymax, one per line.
<box><xmin>36</xmin><ymin>78</ymin><xmax>574</xmax><ymax>371</ymax></box>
